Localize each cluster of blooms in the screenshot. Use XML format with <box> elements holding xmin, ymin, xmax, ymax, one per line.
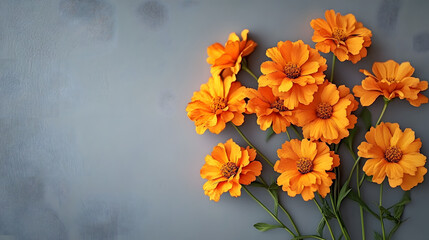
<box><xmin>186</xmin><ymin>9</ymin><xmax>428</xmax><ymax>240</ymax></box>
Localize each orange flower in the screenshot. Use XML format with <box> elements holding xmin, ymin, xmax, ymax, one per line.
<box><xmin>246</xmin><ymin>86</ymin><xmax>295</xmax><ymax>134</ymax></box>
<box><xmin>258</xmin><ymin>40</ymin><xmax>327</xmax><ymax>109</ymax></box>
<box><xmin>358</xmin><ymin>123</ymin><xmax>427</xmax><ymax>190</ymax></box>
<box><xmin>200</xmin><ymin>139</ymin><xmax>262</xmax><ymax>202</ymax></box>
<box><xmin>294</xmin><ymin>81</ymin><xmax>358</xmax><ymax>144</ymax></box>
<box><xmin>207</xmin><ymin>29</ymin><xmax>257</xmax><ymax>80</ymax></box>
<box><xmin>186</xmin><ymin>75</ymin><xmax>246</xmax><ymax>134</ymax></box>
<box><xmin>353</xmin><ymin>60</ymin><xmax>428</xmax><ymax>107</ymax></box>
<box><xmin>275</xmin><ymin>139</ymin><xmax>338</xmax><ymax>201</ymax></box>
<box><xmin>310</xmin><ymin>9</ymin><xmax>372</xmax><ymax>63</ymax></box>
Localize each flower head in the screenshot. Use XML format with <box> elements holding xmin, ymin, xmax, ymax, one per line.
<box><xmin>207</xmin><ymin>29</ymin><xmax>257</xmax><ymax>80</ymax></box>
<box><xmin>200</xmin><ymin>139</ymin><xmax>262</xmax><ymax>202</ymax></box>
<box><xmin>358</xmin><ymin>122</ymin><xmax>427</xmax><ymax>190</ymax></box>
<box><xmin>274</xmin><ymin>139</ymin><xmax>338</xmax><ymax>201</ymax></box>
<box><xmin>186</xmin><ymin>75</ymin><xmax>246</xmax><ymax>134</ymax></box>
<box><xmin>353</xmin><ymin>60</ymin><xmax>428</xmax><ymax>107</ymax></box>
<box><xmin>246</xmin><ymin>86</ymin><xmax>296</xmax><ymax>134</ymax></box>
<box><xmin>310</xmin><ymin>9</ymin><xmax>372</xmax><ymax>63</ymax></box>
<box><xmin>294</xmin><ymin>81</ymin><xmax>358</xmax><ymax>144</ymax></box>
<box><xmin>258</xmin><ymin>40</ymin><xmax>327</xmax><ymax>109</ymax></box>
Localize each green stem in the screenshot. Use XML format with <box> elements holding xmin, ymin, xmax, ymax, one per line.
<box><xmin>285</xmin><ymin>127</ymin><xmax>291</xmax><ymax>141</ymax></box>
<box><xmin>336</xmin><ymin>167</ymin><xmax>340</xmax><ymax>200</ymax></box>
<box><xmin>241</xmin><ymin>62</ymin><xmax>259</xmax><ymax>81</ymax></box>
<box><xmin>348</xmin><ymin>135</ymin><xmax>365</xmax><ymax>239</ymax></box>
<box><xmin>243</xmin><ymin>186</ymin><xmax>296</xmax><ymax>237</ymax></box>
<box><xmin>257</xmin><ymin>176</ymin><xmax>301</xmax><ymax>236</ymax></box>
<box><xmin>334</xmin><ymin>143</ymin><xmax>340</xmax><ymax>153</ymax></box>
<box><xmin>375</xmin><ymin>98</ymin><xmax>390</xmax><ymax>126</ymax></box>
<box><xmin>278</xmin><ymin>199</ymin><xmax>301</xmax><ymax>236</ymax></box>
<box><xmin>232</xmin><ymin>124</ymin><xmax>274</xmax><ymax>168</ymax></box>
<box><xmin>313</xmin><ymin>199</ymin><xmax>336</xmax><ymax>240</ymax></box>
<box><xmin>341</xmin><ymin>98</ymin><xmax>390</xmax><ymax>240</ymax></box>
<box><xmin>293</xmin><ymin>236</ymin><xmax>327</xmax><ymax>240</ymax></box>
<box><xmin>345</xmin><ymin>148</ymin><xmax>361</xmax><ymax>185</ymax></box>
<box><xmin>330</xmin><ymin>54</ymin><xmax>336</xmax><ymax>83</ymax></box>
<box><xmin>357</xmin><ymin>163</ymin><xmax>366</xmax><ymax>240</ymax></box>
<box><xmin>329</xmin><ymin>194</ymin><xmax>351</xmax><ymax>240</ymax></box>
<box><xmin>336</xmin><ymin>211</ymin><xmax>351</xmax><ymax>240</ymax></box>
<box><xmin>290</xmin><ymin>125</ymin><xmax>303</xmax><ymax>140</ymax></box>
<box><xmin>379</xmin><ymin>184</ymin><xmax>386</xmax><ymax>240</ymax></box>
<box><xmin>359</xmin><ymin>174</ymin><xmax>366</xmax><ymax>188</ymax></box>
<box><xmin>333</xmin><ymin>141</ymin><xmax>340</xmax><ymax>200</ymax></box>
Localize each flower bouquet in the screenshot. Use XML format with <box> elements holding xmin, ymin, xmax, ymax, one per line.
<box><xmin>186</xmin><ymin>10</ymin><xmax>428</xmax><ymax>240</ymax></box>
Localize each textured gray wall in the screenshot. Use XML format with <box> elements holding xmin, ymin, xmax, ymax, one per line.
<box><xmin>0</xmin><ymin>0</ymin><xmax>428</xmax><ymax>239</ymax></box>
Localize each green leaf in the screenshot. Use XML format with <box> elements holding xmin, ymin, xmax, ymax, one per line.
<box><xmin>390</xmin><ymin>191</ymin><xmax>411</xmax><ymax>218</ymax></box>
<box><xmin>266</xmin><ymin>126</ymin><xmax>275</xmax><ymax>142</ymax></box>
<box><xmin>249</xmin><ymin>181</ymin><xmax>266</xmax><ymax>188</ymax></box>
<box><xmin>269</xmin><ymin>188</ymin><xmax>279</xmax><ymax>216</ymax></box>
<box><xmin>317</xmin><ymin>217</ymin><xmax>326</xmax><ymax>237</ymax></box>
<box><xmin>360</xmin><ymin>107</ymin><xmax>372</xmax><ymax>130</ymax></box>
<box><xmin>321</xmin><ymin>203</ymin><xmax>336</xmax><ymax>219</ymax></box>
<box><xmin>387</xmin><ymin>219</ymin><xmax>406</xmax><ymax>240</ymax></box>
<box><xmin>385</xmin><ymin>190</ymin><xmax>411</xmax><ymax>239</ymax></box>
<box><xmin>253</xmin><ymin>223</ymin><xmax>282</xmax><ymax>232</ymax></box>
<box><xmin>321</xmin><ymin>196</ymin><xmax>330</xmax><ymax>207</ymax></box>
<box><xmin>380</xmin><ymin>206</ymin><xmax>396</xmax><ymax>222</ymax></box>
<box><xmin>364</xmin><ymin>174</ymin><xmax>373</xmax><ymax>182</ymax></box>
<box><xmin>269</xmin><ymin>182</ymin><xmax>279</xmax><ymax>190</ymax></box>
<box><xmin>347</xmin><ymin>190</ymin><xmax>380</xmax><ymax>218</ymax></box>
<box><xmin>374</xmin><ymin>231</ymin><xmax>383</xmax><ymax>240</ymax></box>
<box><xmin>344</xmin><ymin>126</ymin><xmax>358</xmax><ymax>151</ymax></box>
<box><xmin>336</xmin><ymin>185</ymin><xmax>352</xmax><ymax>211</ymax></box>
<box><xmin>266</xmin><ymin>181</ymin><xmax>280</xmax><ymax>216</ymax></box>
<box><xmin>393</xmin><ymin>204</ymin><xmax>405</xmax><ymax>221</ymax></box>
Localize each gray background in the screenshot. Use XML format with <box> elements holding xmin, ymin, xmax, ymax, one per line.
<box><xmin>0</xmin><ymin>0</ymin><xmax>428</xmax><ymax>239</ymax></box>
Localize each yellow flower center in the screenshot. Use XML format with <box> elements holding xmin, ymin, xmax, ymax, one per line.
<box><xmin>316</xmin><ymin>102</ymin><xmax>333</xmax><ymax>119</ymax></box>
<box><xmin>297</xmin><ymin>157</ymin><xmax>313</xmax><ymax>174</ymax></box>
<box><xmin>284</xmin><ymin>63</ymin><xmax>301</xmax><ymax>79</ymax></box>
<box><xmin>385</xmin><ymin>146</ymin><xmax>403</xmax><ymax>163</ymax></box>
<box><xmin>386</xmin><ymin>77</ymin><xmax>396</xmax><ymax>83</ymax></box>
<box><xmin>271</xmin><ymin>98</ymin><xmax>288</xmax><ymax>112</ymax></box>
<box><xmin>210</xmin><ymin>97</ymin><xmax>226</xmax><ymax>113</ymax></box>
<box><xmin>221</xmin><ymin>162</ymin><xmax>238</xmax><ymax>178</ymax></box>
<box><xmin>332</xmin><ymin>28</ymin><xmax>347</xmax><ymax>41</ymax></box>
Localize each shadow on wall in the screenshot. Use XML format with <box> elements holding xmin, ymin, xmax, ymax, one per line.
<box><xmin>377</xmin><ymin>0</ymin><xmax>402</xmax><ymax>33</ymax></box>
<box><xmin>413</xmin><ymin>32</ymin><xmax>429</xmax><ymax>52</ymax></box>
<box><xmin>59</xmin><ymin>0</ymin><xmax>115</xmax><ymax>41</ymax></box>
<box><xmin>137</xmin><ymin>1</ymin><xmax>168</xmax><ymax>30</ymax></box>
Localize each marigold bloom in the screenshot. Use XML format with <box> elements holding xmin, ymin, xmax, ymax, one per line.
<box><xmin>207</xmin><ymin>29</ymin><xmax>257</xmax><ymax>80</ymax></box>
<box><xmin>200</xmin><ymin>139</ymin><xmax>262</xmax><ymax>202</ymax></box>
<box><xmin>353</xmin><ymin>60</ymin><xmax>428</xmax><ymax>107</ymax></box>
<box><xmin>186</xmin><ymin>75</ymin><xmax>246</xmax><ymax>134</ymax></box>
<box><xmin>275</xmin><ymin>139</ymin><xmax>337</xmax><ymax>201</ymax></box>
<box><xmin>258</xmin><ymin>40</ymin><xmax>327</xmax><ymax>109</ymax></box>
<box><xmin>310</xmin><ymin>9</ymin><xmax>372</xmax><ymax>63</ymax></box>
<box><xmin>358</xmin><ymin>122</ymin><xmax>427</xmax><ymax>190</ymax></box>
<box><xmin>246</xmin><ymin>86</ymin><xmax>295</xmax><ymax>134</ymax></box>
<box><xmin>294</xmin><ymin>81</ymin><xmax>358</xmax><ymax>144</ymax></box>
